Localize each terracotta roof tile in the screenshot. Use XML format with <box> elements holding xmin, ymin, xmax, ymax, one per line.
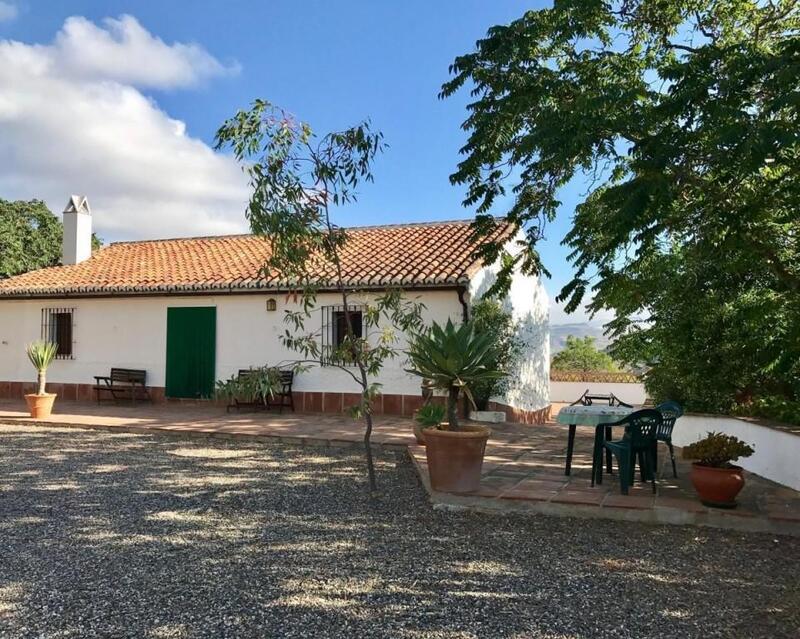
<box><xmin>0</xmin><ymin>219</ymin><xmax>514</xmax><ymax>297</ymax></box>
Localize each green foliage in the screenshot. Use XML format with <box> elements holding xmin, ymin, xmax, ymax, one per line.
<box><xmin>552</xmin><ymin>336</ymin><xmax>618</xmax><ymax>373</ymax></box>
<box><xmin>1</xmin><ymin>200</ymin><xmax>63</xmax><ymax>278</ymax></box>
<box><xmin>215</xmin><ymin>100</ymin><xmax>423</xmax><ymax>494</ymax></box>
<box><xmin>442</xmin><ymin>1</ymin><xmax>800</xmax><ymax>418</ymax></box>
<box><xmin>0</xmin><ymin>199</ymin><xmax>102</xmax><ymax>278</ymax></box>
<box><xmin>25</xmin><ymin>340</ymin><xmax>58</xmax><ymax>372</ymax></box>
<box><xmin>414</xmin><ymin>403</ymin><xmax>446</xmax><ymax>429</ymax></box>
<box><xmin>732</xmin><ymin>396</ymin><xmax>800</xmax><ymax>426</ymax></box>
<box><xmin>214</xmin><ymin>376</ymin><xmax>242</xmax><ymax>404</ymax></box>
<box><xmin>405</xmin><ymin>318</ymin><xmax>505</xmax><ymax>430</ymax></box>
<box><xmin>215</xmin><ymin>367</ymin><xmax>282</xmax><ymax>405</ymax></box>
<box><xmin>469</xmin><ymin>299</ymin><xmax>520</xmax><ymax>409</ymax></box>
<box><xmin>682</xmin><ymin>432</ymin><xmax>755</xmax><ymax>469</ymax></box>
<box><xmin>25</xmin><ymin>341</ymin><xmax>58</xmax><ymax>395</ymax></box>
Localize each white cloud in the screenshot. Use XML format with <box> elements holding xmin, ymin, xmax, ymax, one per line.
<box><xmin>0</xmin><ymin>15</ymin><xmax>249</xmax><ymax>240</ymax></box>
<box><xmin>52</xmin><ymin>15</ymin><xmax>239</xmax><ymax>89</ymax></box>
<box><xmin>0</xmin><ymin>2</ymin><xmax>17</xmax><ymax>23</ymax></box>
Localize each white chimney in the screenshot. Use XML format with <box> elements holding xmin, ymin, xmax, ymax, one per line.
<box><xmin>62</xmin><ymin>195</ymin><xmax>92</xmax><ymax>265</ymax></box>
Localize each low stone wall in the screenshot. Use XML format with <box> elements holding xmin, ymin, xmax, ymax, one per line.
<box><xmin>0</xmin><ymin>381</ymin><xmax>168</xmax><ymax>403</ymax></box>
<box><xmin>673</xmin><ymin>414</ymin><xmax>800</xmax><ymax>491</ymax></box>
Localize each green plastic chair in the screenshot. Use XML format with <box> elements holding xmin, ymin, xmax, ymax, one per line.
<box><xmin>655</xmin><ymin>400</ymin><xmax>683</xmax><ymax>478</ymax></box>
<box><xmin>601</xmin><ymin>409</ymin><xmax>662</xmax><ymax>495</ymax></box>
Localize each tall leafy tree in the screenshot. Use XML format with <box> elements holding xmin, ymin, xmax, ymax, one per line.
<box><xmin>215</xmin><ymin>100</ymin><xmax>423</xmax><ymax>494</ymax></box>
<box><xmin>551</xmin><ymin>336</ymin><xmax>618</xmax><ymax>373</ymax></box>
<box><xmin>1</xmin><ymin>198</ymin><xmax>103</xmax><ymax>278</ymax></box>
<box><xmin>442</xmin><ymin>1</ymin><xmax>800</xmax><ymax>415</ymax></box>
<box><xmin>0</xmin><ymin>199</ymin><xmax>63</xmax><ymax>278</ymax></box>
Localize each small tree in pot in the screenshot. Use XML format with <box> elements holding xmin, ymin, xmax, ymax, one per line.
<box><xmin>406</xmin><ymin>318</ymin><xmax>505</xmax><ymax>493</ymax></box>
<box><xmin>683</xmin><ymin>432</ymin><xmax>754</xmax><ymax>508</ymax></box>
<box><xmin>24</xmin><ymin>341</ymin><xmax>58</xmax><ymax>419</ymax></box>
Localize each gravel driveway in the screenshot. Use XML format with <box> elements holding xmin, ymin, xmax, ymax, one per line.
<box><xmin>0</xmin><ymin>424</ymin><xmax>798</xmax><ymax>639</ymax></box>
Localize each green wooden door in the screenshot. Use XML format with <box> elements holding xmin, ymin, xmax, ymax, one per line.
<box><xmin>165</xmin><ymin>307</ymin><xmax>216</xmax><ymax>399</ymax></box>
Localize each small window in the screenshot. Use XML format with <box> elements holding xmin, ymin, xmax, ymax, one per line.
<box><xmin>41</xmin><ymin>308</ymin><xmax>74</xmax><ymax>359</ymax></box>
<box><xmin>321</xmin><ymin>305</ymin><xmax>364</xmax><ymax>366</ymax></box>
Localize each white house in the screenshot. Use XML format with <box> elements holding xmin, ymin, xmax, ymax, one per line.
<box><xmin>0</xmin><ymin>197</ymin><xmax>550</xmax><ymax>422</ymax></box>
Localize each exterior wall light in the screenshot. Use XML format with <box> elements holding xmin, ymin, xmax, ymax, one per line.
<box><xmin>266</xmin><ymin>298</ymin><xmax>277</xmax><ymax>312</ymax></box>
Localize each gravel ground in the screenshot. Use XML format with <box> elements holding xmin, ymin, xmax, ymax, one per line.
<box><xmin>0</xmin><ymin>424</ymin><xmax>798</xmax><ymax>639</ymax></box>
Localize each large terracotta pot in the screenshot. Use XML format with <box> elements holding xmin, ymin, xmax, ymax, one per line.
<box><xmin>424</xmin><ymin>424</ymin><xmax>490</xmax><ymax>494</ymax></box>
<box><xmin>690</xmin><ymin>463</ymin><xmax>745</xmax><ymax>508</ymax></box>
<box><xmin>412</xmin><ymin>421</ymin><xmax>428</xmax><ymax>446</ymax></box>
<box><xmin>24</xmin><ymin>393</ymin><xmax>57</xmax><ymax>419</ymax></box>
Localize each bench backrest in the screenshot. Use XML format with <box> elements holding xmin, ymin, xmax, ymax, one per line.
<box><xmin>110</xmin><ymin>368</ymin><xmax>147</xmax><ymax>384</ymax></box>
<box><xmin>278</xmin><ymin>370</ymin><xmax>293</xmax><ymax>392</ymax></box>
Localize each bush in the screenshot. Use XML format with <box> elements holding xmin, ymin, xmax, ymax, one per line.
<box><xmin>469</xmin><ymin>299</ymin><xmax>520</xmax><ymax>410</ymax></box>
<box><xmin>682</xmin><ymin>432</ymin><xmax>754</xmax><ymax>469</ymax></box>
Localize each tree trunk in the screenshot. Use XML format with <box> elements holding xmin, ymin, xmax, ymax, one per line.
<box><xmin>363</xmin><ymin>412</ymin><xmax>377</xmax><ymax>495</ymax></box>
<box><xmin>447</xmin><ymin>386</ymin><xmax>460</xmax><ymax>431</ymax></box>
<box><xmin>37</xmin><ymin>371</ymin><xmax>46</xmax><ymax>396</ymax></box>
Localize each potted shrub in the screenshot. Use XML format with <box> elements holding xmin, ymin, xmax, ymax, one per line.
<box><xmin>683</xmin><ymin>431</ymin><xmax>755</xmax><ymax>508</ymax></box>
<box><xmin>24</xmin><ymin>341</ymin><xmax>59</xmax><ymax>419</ymax></box>
<box><xmin>412</xmin><ymin>403</ymin><xmax>446</xmax><ymax>445</ymax></box>
<box><xmin>406</xmin><ymin>318</ymin><xmax>505</xmax><ymax>493</ymax></box>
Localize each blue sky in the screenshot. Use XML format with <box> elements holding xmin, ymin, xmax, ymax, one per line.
<box><xmin>0</xmin><ymin>1</ymin><xmax>602</xmax><ymax>324</ymax></box>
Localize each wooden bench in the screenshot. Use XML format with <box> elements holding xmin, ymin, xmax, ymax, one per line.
<box><xmin>269</xmin><ymin>369</ymin><xmax>295</xmax><ymax>414</ymax></box>
<box><xmin>228</xmin><ymin>369</ymin><xmax>265</xmax><ymax>412</ymax></box>
<box><xmin>93</xmin><ymin>368</ymin><xmax>151</xmax><ymax>405</ymax></box>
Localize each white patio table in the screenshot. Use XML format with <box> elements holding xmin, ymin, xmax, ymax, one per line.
<box><xmin>556</xmin><ymin>404</ymin><xmax>634</xmax><ymax>478</ymax></box>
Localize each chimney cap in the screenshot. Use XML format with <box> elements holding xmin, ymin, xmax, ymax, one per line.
<box><xmin>64</xmin><ymin>195</ymin><xmax>91</xmax><ymax>215</ymax></box>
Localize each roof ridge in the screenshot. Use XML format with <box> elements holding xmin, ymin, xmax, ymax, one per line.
<box><xmin>108</xmin><ymin>218</ymin><xmax>506</xmax><ymax>246</ymax></box>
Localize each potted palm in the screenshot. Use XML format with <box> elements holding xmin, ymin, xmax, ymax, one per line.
<box><xmin>406</xmin><ymin>319</ymin><xmax>505</xmax><ymax>493</ymax></box>
<box><xmin>24</xmin><ymin>341</ymin><xmax>59</xmax><ymax>419</ymax></box>
<box><xmin>683</xmin><ymin>431</ymin><xmax>755</xmax><ymax>508</ymax></box>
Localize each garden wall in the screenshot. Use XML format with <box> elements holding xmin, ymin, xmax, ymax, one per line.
<box><xmin>673</xmin><ymin>415</ymin><xmax>800</xmax><ymax>491</ymax></box>
<box><xmin>549</xmin><ymin>381</ymin><xmax>647</xmax><ymax>406</ymax></box>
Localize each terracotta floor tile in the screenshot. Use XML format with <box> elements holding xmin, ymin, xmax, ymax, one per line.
<box><xmin>655</xmin><ymin>497</ymin><xmax>708</xmax><ymax>513</ymax></box>
<box><xmin>551</xmin><ymin>490</ymin><xmax>607</xmax><ymax>506</ymax></box>
<box><xmin>603</xmin><ymin>493</ymin><xmax>655</xmax><ymax>510</ymax></box>
<box><xmin>499</xmin><ymin>487</ymin><xmax>557</xmax><ymax>502</ymax></box>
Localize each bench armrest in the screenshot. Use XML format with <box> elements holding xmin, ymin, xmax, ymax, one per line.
<box><xmin>94</xmin><ymin>376</ymin><xmax>112</xmax><ymax>384</ymax></box>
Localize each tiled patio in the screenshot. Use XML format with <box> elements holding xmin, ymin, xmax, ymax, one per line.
<box><xmin>1</xmin><ymin>399</ymin><xmax>799</xmax><ymax>535</ymax></box>
<box><xmin>409</xmin><ymin>422</ymin><xmax>800</xmax><ymax>536</ymax></box>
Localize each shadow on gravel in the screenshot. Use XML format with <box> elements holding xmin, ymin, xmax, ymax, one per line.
<box><xmin>0</xmin><ymin>424</ymin><xmax>798</xmax><ymax>638</ymax></box>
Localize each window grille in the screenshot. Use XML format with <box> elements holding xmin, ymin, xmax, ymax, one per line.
<box><xmin>41</xmin><ymin>308</ymin><xmax>74</xmax><ymax>359</ymax></box>
<box><xmin>321</xmin><ymin>305</ymin><xmax>364</xmax><ymax>366</ymax></box>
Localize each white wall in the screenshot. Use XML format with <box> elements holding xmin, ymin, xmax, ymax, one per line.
<box><xmin>469</xmin><ymin>234</ymin><xmax>550</xmax><ymax>413</ymax></box>
<box><xmin>673</xmin><ymin>415</ymin><xmax>800</xmax><ymax>491</ymax></box>
<box><xmin>0</xmin><ymin>290</ymin><xmax>463</xmax><ymax>395</ymax></box>
<box><xmin>550</xmin><ymin>381</ymin><xmax>647</xmax><ymax>406</ymax></box>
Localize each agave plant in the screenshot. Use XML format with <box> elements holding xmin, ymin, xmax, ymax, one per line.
<box><xmin>405</xmin><ymin>319</ymin><xmax>505</xmax><ymax>430</ymax></box>
<box><xmin>25</xmin><ymin>341</ymin><xmax>58</xmax><ymax>395</ymax></box>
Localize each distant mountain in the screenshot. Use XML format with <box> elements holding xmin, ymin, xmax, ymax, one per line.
<box><xmin>550</xmin><ymin>323</ymin><xmax>611</xmax><ymax>354</ymax></box>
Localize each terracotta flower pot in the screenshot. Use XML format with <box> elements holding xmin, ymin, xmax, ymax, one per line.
<box><xmin>424</xmin><ymin>424</ymin><xmax>490</xmax><ymax>494</ymax></box>
<box><xmin>690</xmin><ymin>462</ymin><xmax>745</xmax><ymax>508</ymax></box>
<box><xmin>24</xmin><ymin>393</ymin><xmax>57</xmax><ymax>419</ymax></box>
<box><xmin>412</xmin><ymin>422</ymin><xmax>428</xmax><ymax>446</ymax></box>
